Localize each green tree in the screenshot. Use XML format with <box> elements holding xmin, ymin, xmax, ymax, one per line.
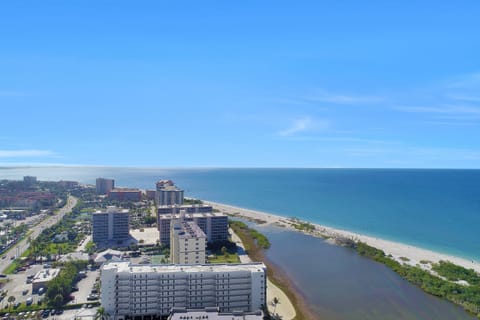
<box><xmin>221</xmin><ymin>246</ymin><xmax>228</xmax><ymax>256</ymax></box>
<box><xmin>95</xmin><ymin>307</ymin><xmax>110</xmax><ymax>320</ymax></box>
<box><xmin>96</xmin><ymin>306</ymin><xmax>105</xmax><ymax>320</ymax></box>
<box><xmin>53</xmin><ymin>294</ymin><xmax>64</xmax><ymax>308</ymax></box>
<box><xmin>7</xmin><ymin>295</ymin><xmax>15</xmax><ymax>308</ymax></box>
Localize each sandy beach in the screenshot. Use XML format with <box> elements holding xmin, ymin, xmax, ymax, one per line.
<box><xmin>204</xmin><ymin>200</ymin><xmax>480</xmax><ymax>274</ymax></box>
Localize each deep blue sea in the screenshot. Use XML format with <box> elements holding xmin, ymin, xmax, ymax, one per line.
<box><xmin>1</xmin><ymin>167</ymin><xmax>479</xmax><ymax>260</ymax></box>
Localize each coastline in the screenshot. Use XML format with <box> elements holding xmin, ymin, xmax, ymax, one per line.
<box><xmin>204</xmin><ymin>200</ymin><xmax>480</xmax><ymax>274</ymax></box>
<box><xmin>229</xmin><ymin>228</ymin><xmax>297</xmax><ymax>320</ymax></box>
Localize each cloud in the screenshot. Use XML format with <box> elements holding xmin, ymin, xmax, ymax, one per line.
<box><xmin>345</xmin><ymin>146</ymin><xmax>480</xmax><ymax>161</ymax></box>
<box><xmin>447</xmin><ymin>94</ymin><xmax>480</xmax><ymax>103</ymax></box>
<box><xmin>446</xmin><ymin>72</ymin><xmax>480</xmax><ymax>90</ymax></box>
<box><xmin>303</xmin><ymin>89</ymin><xmax>384</xmax><ymax>105</ymax></box>
<box><xmin>0</xmin><ymin>149</ymin><xmax>54</xmax><ymax>158</ymax></box>
<box><xmin>278</xmin><ymin>117</ymin><xmax>329</xmax><ymax>137</ymax></box>
<box><xmin>0</xmin><ymin>91</ymin><xmax>26</xmax><ymax>97</ymax></box>
<box><xmin>395</xmin><ymin>105</ymin><xmax>480</xmax><ymax>115</ymax></box>
<box><xmin>272</xmin><ymin>89</ymin><xmax>385</xmax><ymax>107</ymax></box>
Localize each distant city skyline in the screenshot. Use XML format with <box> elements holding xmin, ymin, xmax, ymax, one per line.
<box><xmin>1</xmin><ymin>1</ymin><xmax>479</xmax><ymax>168</ymax></box>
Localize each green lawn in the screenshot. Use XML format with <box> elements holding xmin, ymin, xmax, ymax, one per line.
<box><xmin>208</xmin><ymin>253</ymin><xmax>240</xmax><ymax>264</ymax></box>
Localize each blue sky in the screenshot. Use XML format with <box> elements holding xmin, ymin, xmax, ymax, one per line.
<box><xmin>1</xmin><ymin>1</ymin><xmax>480</xmax><ymax>168</ymax></box>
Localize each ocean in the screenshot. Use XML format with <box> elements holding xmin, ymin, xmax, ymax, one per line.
<box><xmin>1</xmin><ymin>167</ymin><xmax>479</xmax><ymax>260</ymax></box>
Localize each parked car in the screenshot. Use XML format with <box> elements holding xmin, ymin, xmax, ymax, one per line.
<box><xmin>86</xmin><ymin>294</ymin><xmax>98</xmax><ymax>301</ymax></box>
<box><xmin>26</xmin><ymin>297</ymin><xmax>33</xmax><ymax>306</ymax></box>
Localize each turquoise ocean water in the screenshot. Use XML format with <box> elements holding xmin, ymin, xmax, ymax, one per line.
<box><xmin>1</xmin><ymin>167</ymin><xmax>479</xmax><ymax>260</ymax></box>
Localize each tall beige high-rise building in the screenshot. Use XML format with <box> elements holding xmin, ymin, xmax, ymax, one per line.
<box><xmin>170</xmin><ymin>220</ymin><xmax>206</xmax><ymax>264</ymax></box>
<box><xmin>155</xmin><ymin>180</ymin><xmax>184</xmax><ymax>205</ymax></box>
<box><xmin>96</xmin><ymin>177</ymin><xmax>115</xmax><ymax>195</ymax></box>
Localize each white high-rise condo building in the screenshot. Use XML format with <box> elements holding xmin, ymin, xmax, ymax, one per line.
<box><xmin>92</xmin><ymin>206</ymin><xmax>129</xmax><ymax>245</ymax></box>
<box><xmin>158</xmin><ymin>212</ymin><xmax>229</xmax><ymax>246</ymax></box>
<box><xmin>170</xmin><ymin>220</ymin><xmax>206</xmax><ymax>264</ymax></box>
<box><xmin>155</xmin><ymin>180</ymin><xmax>184</xmax><ymax>206</ymax></box>
<box><xmin>101</xmin><ymin>262</ymin><xmax>267</xmax><ymax>320</ymax></box>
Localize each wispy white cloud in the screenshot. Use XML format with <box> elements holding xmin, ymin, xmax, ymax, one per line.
<box><xmin>272</xmin><ymin>89</ymin><xmax>385</xmax><ymax>107</ymax></box>
<box><xmin>0</xmin><ymin>149</ymin><xmax>54</xmax><ymax>158</ymax></box>
<box><xmin>281</xmin><ymin>136</ymin><xmax>399</xmax><ymax>145</ymax></box>
<box><xmin>446</xmin><ymin>72</ymin><xmax>480</xmax><ymax>90</ymax></box>
<box><xmin>303</xmin><ymin>89</ymin><xmax>384</xmax><ymax>105</ymax></box>
<box><xmin>277</xmin><ymin>117</ymin><xmax>329</xmax><ymax>137</ymax></box>
<box><xmin>447</xmin><ymin>94</ymin><xmax>480</xmax><ymax>103</ymax></box>
<box><xmin>395</xmin><ymin>105</ymin><xmax>480</xmax><ymax>115</ymax></box>
<box><xmin>345</xmin><ymin>146</ymin><xmax>480</xmax><ymax>161</ymax></box>
<box><xmin>0</xmin><ymin>91</ymin><xmax>26</xmax><ymax>97</ymax></box>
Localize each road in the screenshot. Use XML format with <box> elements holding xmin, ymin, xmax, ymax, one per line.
<box><xmin>0</xmin><ymin>195</ymin><xmax>78</xmax><ymax>272</ymax></box>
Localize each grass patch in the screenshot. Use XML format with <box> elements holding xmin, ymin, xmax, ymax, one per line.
<box><xmin>432</xmin><ymin>261</ymin><xmax>480</xmax><ymax>286</ymax></box>
<box><xmin>229</xmin><ymin>221</ymin><xmax>270</xmax><ymax>249</ymax></box>
<box><xmin>208</xmin><ymin>253</ymin><xmax>240</xmax><ymax>264</ymax></box>
<box><xmin>3</xmin><ymin>260</ymin><xmax>20</xmax><ymax>274</ymax></box>
<box><xmin>293</xmin><ymin>221</ymin><xmax>315</xmax><ymax>232</ymax></box>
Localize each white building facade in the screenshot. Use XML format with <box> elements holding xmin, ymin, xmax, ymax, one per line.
<box><xmin>92</xmin><ymin>206</ymin><xmax>130</xmax><ymax>245</ymax></box>
<box><xmin>170</xmin><ymin>221</ymin><xmax>206</xmax><ymax>264</ymax></box>
<box><xmin>158</xmin><ymin>212</ymin><xmax>229</xmax><ymax>245</ymax></box>
<box><xmin>101</xmin><ymin>262</ymin><xmax>266</xmax><ymax>320</ymax></box>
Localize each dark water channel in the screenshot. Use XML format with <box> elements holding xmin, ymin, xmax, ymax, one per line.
<box><xmin>259</xmin><ymin>225</ymin><xmax>475</xmax><ymax>320</ymax></box>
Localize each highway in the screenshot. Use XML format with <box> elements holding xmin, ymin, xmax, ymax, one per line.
<box><xmin>0</xmin><ymin>195</ymin><xmax>78</xmax><ymax>273</ymax></box>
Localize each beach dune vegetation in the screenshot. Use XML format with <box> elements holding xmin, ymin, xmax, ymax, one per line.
<box><xmin>229</xmin><ymin>220</ymin><xmax>270</xmax><ymax>249</ymax></box>
<box><xmin>355</xmin><ymin>242</ymin><xmax>480</xmax><ymax>317</ymax></box>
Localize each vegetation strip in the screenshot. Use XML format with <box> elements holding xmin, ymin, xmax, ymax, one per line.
<box><xmin>354</xmin><ymin>242</ymin><xmax>480</xmax><ymax>318</ymax></box>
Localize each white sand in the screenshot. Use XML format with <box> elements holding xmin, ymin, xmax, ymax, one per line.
<box><xmin>206</xmin><ymin>200</ymin><xmax>480</xmax><ymax>274</ymax></box>
<box><xmin>229</xmin><ymin>228</ymin><xmax>296</xmax><ymax>320</ymax></box>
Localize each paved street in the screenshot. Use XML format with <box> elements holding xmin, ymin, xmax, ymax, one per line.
<box><xmin>0</xmin><ymin>196</ymin><xmax>78</xmax><ymax>273</ymax></box>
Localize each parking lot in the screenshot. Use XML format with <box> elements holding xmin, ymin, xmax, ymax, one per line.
<box><xmin>69</xmin><ymin>268</ymin><xmax>99</xmax><ymax>305</ymax></box>
<box><xmin>0</xmin><ymin>264</ymin><xmax>45</xmax><ymax>309</ymax></box>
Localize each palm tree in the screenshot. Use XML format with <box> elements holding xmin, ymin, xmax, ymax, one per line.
<box><xmin>95</xmin><ymin>306</ymin><xmax>104</xmax><ymax>320</ymax></box>
<box><xmin>96</xmin><ymin>306</ymin><xmax>110</xmax><ymax>320</ymax></box>
<box><xmin>272</xmin><ymin>296</ymin><xmax>280</xmax><ymax>315</ymax></box>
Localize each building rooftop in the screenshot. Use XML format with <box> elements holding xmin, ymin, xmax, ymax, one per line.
<box><xmin>159</xmin><ymin>212</ymin><xmax>226</xmax><ymax>220</ymax></box>
<box><xmin>158</xmin><ymin>204</ymin><xmax>213</xmax><ymax>209</ymax></box>
<box><xmin>94</xmin><ymin>249</ymin><xmax>124</xmax><ymax>264</ymax></box>
<box><xmin>168</xmin><ymin>308</ymin><xmax>263</xmax><ymax>320</ymax></box>
<box><xmin>102</xmin><ymin>261</ymin><xmax>266</xmax><ymax>274</ymax></box>
<box><xmin>159</xmin><ymin>185</ymin><xmax>183</xmax><ymax>191</ymax></box>
<box><xmin>32</xmin><ymin>268</ymin><xmax>61</xmax><ymax>283</ymax></box>
<box><xmin>174</xmin><ymin>221</ymin><xmax>206</xmax><ymax>239</ymax></box>
<box><xmin>109</xmin><ymin>188</ymin><xmax>141</xmax><ymax>192</ymax></box>
<box><xmin>93</xmin><ymin>206</ymin><xmax>129</xmax><ymax>214</ymax></box>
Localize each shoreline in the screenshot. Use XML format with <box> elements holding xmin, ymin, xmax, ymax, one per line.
<box><xmin>229</xmin><ymin>228</ymin><xmax>298</xmax><ymax>320</ymax></box>
<box><xmin>203</xmin><ymin>200</ymin><xmax>480</xmax><ymax>274</ymax></box>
